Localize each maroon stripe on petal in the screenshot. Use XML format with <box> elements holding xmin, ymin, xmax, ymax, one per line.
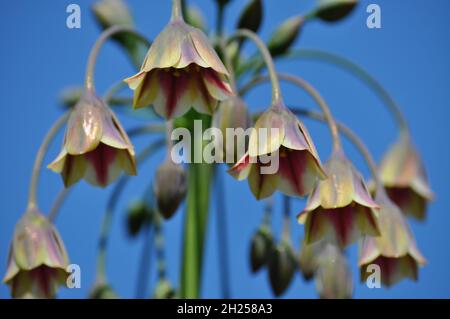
<box><xmin>327</xmin><ymin>206</ymin><xmax>354</xmax><ymax>247</ymax></box>
<box><xmin>158</xmin><ymin>69</ymin><xmax>189</xmax><ymax>118</ymax></box>
<box><xmin>203</xmin><ymin>68</ymin><xmax>232</xmax><ymax>94</ymax></box>
<box><xmin>86</xmin><ymin>144</ymin><xmax>117</xmax><ymax>186</ymax></box>
<box><xmin>279</xmin><ymin>149</ymin><xmax>306</xmax><ymax>196</ymax></box>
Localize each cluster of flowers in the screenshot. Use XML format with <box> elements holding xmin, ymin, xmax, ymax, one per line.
<box><xmin>3</xmin><ymin>0</ymin><xmax>433</xmax><ymax>299</ymax></box>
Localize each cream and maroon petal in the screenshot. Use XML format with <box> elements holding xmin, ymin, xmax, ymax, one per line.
<box><xmin>281</xmin><ymin>118</ymin><xmax>311</xmax><ymax>151</ymax></box>
<box><xmin>374</xmin><ymin>194</ymin><xmax>410</xmax><ymax>258</ymax></box>
<box><xmin>408</xmin><ymin>240</ymin><xmax>427</xmax><ymax>266</ymax></box>
<box><xmin>191</xmin><ymin>71</ymin><xmax>217</xmax><ymax>115</ymax></box>
<box><xmin>228</xmin><ymin>153</ymin><xmax>252</xmax><ymax>180</ymax></box>
<box><xmin>116</xmin><ymin>149</ymin><xmax>137</xmax><ymax>176</ymax></box>
<box><xmin>62</xmin><ymin>155</ymin><xmax>88</xmax><ymax>187</ymax></box>
<box><xmin>202</xmin><ymin>69</ymin><xmax>232</xmax><ymax>101</ymax></box>
<box><xmin>190</xmin><ymin>27</ymin><xmax>229</xmax><ymax>75</ymax></box>
<box><xmin>124</xmin><ymin>71</ymin><xmax>146</xmax><ymax>90</ymax></box>
<box><xmin>100</xmin><ymin>108</ymin><xmax>133</xmax><ymax>150</ymax></box>
<box><xmin>48</xmin><ymin>149</ymin><xmax>68</xmax><ymax>174</ymax></box>
<box><xmin>131</xmin><ymin>71</ymin><xmax>159</xmax><ymax>109</ymax></box>
<box><xmin>358</xmin><ymin>235</ymin><xmax>380</xmax><ymax>266</ymax></box>
<box><xmin>352</xmin><ymin>169</ymin><xmax>379</xmax><ymax>209</ymax></box>
<box><xmin>141</xmin><ymin>22</ymin><xmax>183</xmax><ymax>71</ymax></box>
<box><xmin>65</xmin><ymin>104</ymin><xmax>103</xmax><ymax>155</ymax></box>
<box><xmin>302</xmin><ymin>211</ymin><xmax>329</xmax><ymax>245</ymax></box>
<box><xmin>153</xmin><ymin>69</ymin><xmax>193</xmax><ymax>119</ymax></box>
<box><xmin>84</xmin><ymin>143</ymin><xmax>119</xmax><ymax>187</ymax></box>
<box><xmin>248</xmin><ymin>109</ymin><xmax>285</xmax><ymax>157</ymax></box>
<box><xmin>3</xmin><ymin>246</ymin><xmax>19</xmax><ymax>284</ymax></box>
<box><xmin>175</xmin><ymin>32</ymin><xmax>209</xmax><ymax>69</ymax></box>
<box><xmin>248</xmin><ymin>163</ymin><xmax>279</xmax><ymax>200</ymax></box>
<box><xmin>277</xmin><ymin>150</ymin><xmax>320</xmax><ymax>197</ymax></box>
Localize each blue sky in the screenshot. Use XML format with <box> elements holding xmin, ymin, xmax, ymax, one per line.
<box><xmin>1</xmin><ymin>0</ymin><xmax>450</xmax><ymax>298</ymax></box>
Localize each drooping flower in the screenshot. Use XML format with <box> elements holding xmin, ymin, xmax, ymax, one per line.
<box><xmin>153</xmin><ymin>159</ymin><xmax>187</xmax><ymax>219</ymax></box>
<box><xmin>48</xmin><ymin>90</ymin><xmax>136</xmax><ymax>188</ymax></box>
<box><xmin>124</xmin><ymin>11</ymin><xmax>232</xmax><ymax>119</ymax></box>
<box><xmin>359</xmin><ymin>189</ymin><xmax>426</xmax><ymax>287</ymax></box>
<box><xmin>212</xmin><ymin>96</ymin><xmax>252</xmax><ymax>164</ymax></box>
<box><xmin>3</xmin><ymin>208</ymin><xmax>70</xmax><ymax>298</ymax></box>
<box><xmin>378</xmin><ymin>134</ymin><xmax>434</xmax><ymax>220</ymax></box>
<box><xmin>229</xmin><ymin>102</ymin><xmax>326</xmax><ymax>200</ymax></box>
<box><xmin>315</xmin><ymin>244</ymin><xmax>353</xmax><ymax>299</ymax></box>
<box><xmin>297</xmin><ymin>150</ymin><xmax>380</xmax><ymax>248</ymax></box>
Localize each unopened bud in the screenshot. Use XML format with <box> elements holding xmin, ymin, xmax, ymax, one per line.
<box><xmin>268</xmin><ymin>16</ymin><xmax>304</xmax><ymax>57</ymax></box>
<box><xmin>315</xmin><ymin>0</ymin><xmax>358</xmax><ymax>23</ymax></box>
<box><xmin>249</xmin><ymin>225</ymin><xmax>274</xmax><ymax>273</ymax></box>
<box><xmin>126</xmin><ymin>200</ymin><xmax>153</xmax><ymax>237</ymax></box>
<box><xmin>90</xmin><ymin>282</ymin><xmax>119</xmax><ymax>299</ymax></box>
<box><xmin>237</xmin><ymin>0</ymin><xmax>263</xmax><ymax>34</ymax></box>
<box><xmin>154</xmin><ymin>160</ymin><xmax>187</xmax><ymax>219</ymax></box>
<box><xmin>153</xmin><ymin>279</ymin><xmax>177</xmax><ymax>299</ymax></box>
<box><xmin>268</xmin><ymin>239</ymin><xmax>297</xmax><ymax>297</ymax></box>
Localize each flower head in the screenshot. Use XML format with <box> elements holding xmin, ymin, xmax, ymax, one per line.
<box><xmin>379</xmin><ymin>134</ymin><xmax>433</xmax><ymax>220</ymax></box>
<box><xmin>315</xmin><ymin>244</ymin><xmax>353</xmax><ymax>299</ymax></box>
<box><xmin>229</xmin><ymin>103</ymin><xmax>326</xmax><ymax>200</ymax></box>
<box><xmin>359</xmin><ymin>190</ymin><xmax>426</xmax><ymax>287</ymax></box>
<box><xmin>48</xmin><ymin>90</ymin><xmax>136</xmax><ymax>188</ymax></box>
<box><xmin>297</xmin><ymin>150</ymin><xmax>380</xmax><ymax>248</ymax></box>
<box><xmin>3</xmin><ymin>208</ymin><xmax>70</xmax><ymax>298</ymax></box>
<box><xmin>124</xmin><ymin>14</ymin><xmax>232</xmax><ymax>119</ymax></box>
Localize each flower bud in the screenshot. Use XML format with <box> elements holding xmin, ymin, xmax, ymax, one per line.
<box><xmin>315</xmin><ymin>0</ymin><xmax>358</xmax><ymax>23</ymax></box>
<box><xmin>126</xmin><ymin>200</ymin><xmax>153</xmax><ymax>237</ymax></box>
<box><xmin>298</xmin><ymin>240</ymin><xmax>326</xmax><ymax>281</ymax></box>
<box><xmin>3</xmin><ymin>208</ymin><xmax>70</xmax><ymax>298</ymax></box>
<box><xmin>268</xmin><ymin>239</ymin><xmax>297</xmax><ymax>297</ymax></box>
<box><xmin>237</xmin><ymin>0</ymin><xmax>263</xmax><ymax>34</ymax></box>
<box><xmin>315</xmin><ymin>244</ymin><xmax>353</xmax><ymax>299</ymax></box>
<box><xmin>212</xmin><ymin>97</ymin><xmax>251</xmax><ymax>164</ymax></box>
<box><xmin>89</xmin><ymin>282</ymin><xmax>118</xmax><ymax>299</ymax></box>
<box><xmin>267</xmin><ymin>16</ymin><xmax>304</xmax><ymax>57</ymax></box>
<box><xmin>249</xmin><ymin>225</ymin><xmax>274</xmax><ymax>273</ymax></box>
<box><xmin>153</xmin><ymin>279</ymin><xmax>177</xmax><ymax>299</ymax></box>
<box><xmin>154</xmin><ymin>160</ymin><xmax>188</xmax><ymax>219</ymax></box>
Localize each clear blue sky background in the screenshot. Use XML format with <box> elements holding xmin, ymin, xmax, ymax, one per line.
<box><xmin>1</xmin><ymin>0</ymin><xmax>449</xmax><ymax>299</ymax></box>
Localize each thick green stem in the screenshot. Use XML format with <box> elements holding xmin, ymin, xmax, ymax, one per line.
<box><xmin>27</xmin><ymin>112</ymin><xmax>69</xmax><ymax>210</ymax></box>
<box><xmin>85</xmin><ymin>26</ymin><xmax>150</xmax><ymax>91</ymax></box>
<box><xmin>287</xmin><ymin>49</ymin><xmax>410</xmax><ymax>134</ymax></box>
<box><xmin>231</xmin><ymin>30</ymin><xmax>283</xmax><ymax>104</ymax></box>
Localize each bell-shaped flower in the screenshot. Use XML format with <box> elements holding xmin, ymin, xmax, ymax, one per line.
<box><xmin>48</xmin><ymin>91</ymin><xmax>136</xmax><ymax>188</ymax></box>
<box><xmin>124</xmin><ymin>13</ymin><xmax>232</xmax><ymax>119</ymax></box>
<box><xmin>229</xmin><ymin>102</ymin><xmax>326</xmax><ymax>200</ymax></box>
<box><xmin>315</xmin><ymin>244</ymin><xmax>353</xmax><ymax>299</ymax></box>
<box><xmin>3</xmin><ymin>208</ymin><xmax>70</xmax><ymax>298</ymax></box>
<box><xmin>297</xmin><ymin>150</ymin><xmax>380</xmax><ymax>248</ymax></box>
<box><xmin>212</xmin><ymin>96</ymin><xmax>252</xmax><ymax>164</ymax></box>
<box><xmin>359</xmin><ymin>190</ymin><xmax>426</xmax><ymax>287</ymax></box>
<box><xmin>379</xmin><ymin>134</ymin><xmax>434</xmax><ymax>220</ymax></box>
